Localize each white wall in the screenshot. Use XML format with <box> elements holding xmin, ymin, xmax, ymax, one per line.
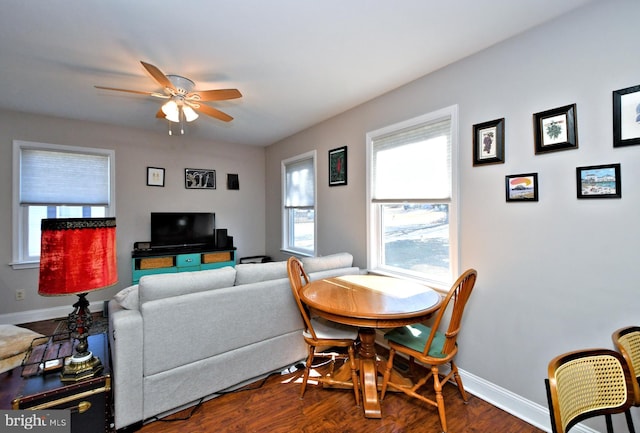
<box><xmin>265</xmin><ymin>1</ymin><xmax>640</xmax><ymax>430</ymax></box>
<box><xmin>0</xmin><ymin>110</ymin><xmax>266</xmax><ymax>320</ymax></box>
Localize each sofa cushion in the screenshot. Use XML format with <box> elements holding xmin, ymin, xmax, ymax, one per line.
<box><xmin>301</xmin><ymin>252</ymin><xmax>353</xmax><ymax>273</ymax></box>
<box><xmin>114</xmin><ymin>284</ymin><xmax>139</xmax><ymax>310</ymax></box>
<box><xmin>234</xmin><ymin>261</ymin><xmax>288</xmax><ymax>285</ymax></box>
<box><xmin>139</xmin><ymin>266</ymin><xmax>237</xmax><ymax>305</ymax></box>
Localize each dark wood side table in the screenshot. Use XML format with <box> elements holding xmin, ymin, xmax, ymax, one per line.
<box><xmin>12</xmin><ymin>333</ymin><xmax>114</xmax><ymax>433</ymax></box>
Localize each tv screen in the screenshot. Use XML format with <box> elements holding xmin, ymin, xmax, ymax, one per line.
<box><xmin>151</xmin><ymin>212</ymin><xmax>215</xmax><ymax>249</ymax></box>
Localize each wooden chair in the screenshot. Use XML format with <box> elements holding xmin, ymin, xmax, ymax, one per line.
<box><xmin>380</xmin><ymin>269</ymin><xmax>477</xmax><ymax>433</ymax></box>
<box><xmin>286</xmin><ymin>257</ymin><xmax>360</xmax><ymax>406</ymax></box>
<box><xmin>545</xmin><ymin>348</ymin><xmax>636</xmax><ymax>433</ymax></box>
<box><xmin>613</xmin><ymin>326</ymin><xmax>640</xmax><ymax>430</ymax></box>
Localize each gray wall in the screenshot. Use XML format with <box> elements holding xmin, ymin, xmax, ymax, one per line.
<box><xmin>265</xmin><ymin>0</ymin><xmax>640</xmax><ymax>429</ymax></box>
<box><xmin>0</xmin><ymin>110</ymin><xmax>266</xmax><ymax>320</ymax></box>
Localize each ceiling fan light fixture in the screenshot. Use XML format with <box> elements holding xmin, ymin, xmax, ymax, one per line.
<box><xmin>162</xmin><ymin>100</ymin><xmax>180</xmax><ymax>122</ymax></box>
<box><xmin>183</xmin><ymin>106</ymin><xmax>199</xmax><ymax>122</ymax></box>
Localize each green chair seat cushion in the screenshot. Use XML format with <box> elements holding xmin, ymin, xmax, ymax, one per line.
<box><xmin>386</xmin><ymin>323</ymin><xmax>447</xmax><ymax>358</ymax></box>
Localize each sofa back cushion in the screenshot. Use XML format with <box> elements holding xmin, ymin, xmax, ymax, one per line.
<box><xmin>301</xmin><ymin>252</ymin><xmax>353</xmax><ymax>273</ymax></box>
<box><xmin>138</xmin><ymin>266</ymin><xmax>237</xmax><ymax>306</ymax></box>
<box><xmin>234</xmin><ymin>261</ymin><xmax>288</xmax><ymax>285</ymax></box>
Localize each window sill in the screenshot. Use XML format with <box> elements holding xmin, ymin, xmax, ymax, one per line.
<box><xmin>9</xmin><ymin>261</ymin><xmax>39</xmax><ymax>270</ymax></box>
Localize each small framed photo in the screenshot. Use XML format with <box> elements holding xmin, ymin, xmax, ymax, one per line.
<box><xmin>534</xmin><ymin>104</ymin><xmax>578</xmax><ymax>154</ymax></box>
<box><xmin>613</xmin><ymin>85</ymin><xmax>640</xmax><ymax>147</ymax></box>
<box><xmin>576</xmin><ymin>163</ymin><xmax>621</xmax><ymax>199</ymax></box>
<box><xmin>473</xmin><ymin>118</ymin><xmax>505</xmax><ymax>165</ymax></box>
<box><xmin>227</xmin><ymin>173</ymin><xmax>239</xmax><ymax>190</ymax></box>
<box><xmin>505</xmin><ymin>173</ymin><xmax>538</xmax><ymax>202</ymax></box>
<box><xmin>185</xmin><ymin>168</ymin><xmax>216</xmax><ymax>189</ymax></box>
<box><xmin>329</xmin><ymin>146</ymin><xmax>347</xmax><ymax>186</ymax></box>
<box><xmin>147</xmin><ymin>167</ymin><xmax>165</xmax><ymax>187</ymax></box>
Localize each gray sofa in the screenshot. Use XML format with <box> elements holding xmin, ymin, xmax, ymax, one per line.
<box><xmin>107</xmin><ymin>252</ymin><xmax>359</xmax><ymax>431</ymax></box>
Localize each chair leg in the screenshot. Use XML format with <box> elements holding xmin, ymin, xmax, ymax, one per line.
<box><xmin>432</xmin><ymin>365</ymin><xmax>448</xmax><ymax>433</ymax></box>
<box><xmin>300</xmin><ymin>345</ymin><xmax>315</xmax><ymax>399</ymax></box>
<box><xmin>380</xmin><ymin>348</ymin><xmax>396</xmax><ymax>400</ymax></box>
<box><xmin>348</xmin><ymin>344</ymin><xmax>360</xmax><ymax>407</ymax></box>
<box><xmin>450</xmin><ymin>361</ymin><xmax>468</xmax><ymax>402</ymax></box>
<box><xmin>606</xmin><ymin>413</ymin><xmax>614</xmax><ymax>433</ymax></box>
<box><xmin>625</xmin><ymin>409</ymin><xmax>636</xmax><ymax>433</ymax></box>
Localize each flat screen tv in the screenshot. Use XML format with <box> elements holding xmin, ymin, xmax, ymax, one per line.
<box><xmin>150</xmin><ymin>212</ymin><xmax>215</xmax><ymax>249</ymax></box>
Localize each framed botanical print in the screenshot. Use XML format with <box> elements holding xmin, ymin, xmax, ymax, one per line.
<box><xmin>473</xmin><ymin>118</ymin><xmax>505</xmax><ymax>165</ymax></box>
<box><xmin>613</xmin><ymin>84</ymin><xmax>640</xmax><ymax>147</ymax></box>
<box><xmin>533</xmin><ymin>104</ymin><xmax>578</xmax><ymax>154</ymax></box>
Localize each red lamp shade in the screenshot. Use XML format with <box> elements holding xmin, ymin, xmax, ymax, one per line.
<box><xmin>38</xmin><ymin>218</ymin><xmax>118</xmax><ymax>296</ymax></box>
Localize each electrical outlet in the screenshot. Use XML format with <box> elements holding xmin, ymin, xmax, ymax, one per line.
<box><xmin>15</xmin><ymin>289</ymin><xmax>25</xmax><ymax>301</ymax></box>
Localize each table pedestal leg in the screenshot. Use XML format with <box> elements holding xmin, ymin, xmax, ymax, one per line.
<box><xmin>358</xmin><ymin>328</ymin><xmax>381</xmax><ymax>418</ymax></box>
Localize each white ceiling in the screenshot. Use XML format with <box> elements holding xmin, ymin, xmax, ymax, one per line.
<box><xmin>0</xmin><ymin>0</ymin><xmax>594</xmax><ymax>147</ymax></box>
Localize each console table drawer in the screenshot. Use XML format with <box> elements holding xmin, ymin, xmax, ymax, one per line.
<box><xmin>138</xmin><ymin>256</ymin><xmax>175</xmax><ymax>270</ymax></box>
<box><xmin>176</xmin><ymin>253</ymin><xmax>201</xmax><ymax>268</ymax></box>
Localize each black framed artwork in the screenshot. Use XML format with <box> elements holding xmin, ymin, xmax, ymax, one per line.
<box><xmin>329</xmin><ymin>146</ymin><xmax>347</xmax><ymax>186</ymax></box>
<box><xmin>505</xmin><ymin>173</ymin><xmax>538</xmax><ymax>202</ymax></box>
<box><xmin>473</xmin><ymin>118</ymin><xmax>505</xmax><ymax>165</ymax></box>
<box><xmin>576</xmin><ymin>163</ymin><xmax>621</xmax><ymax>199</ymax></box>
<box><xmin>147</xmin><ymin>167</ymin><xmax>165</xmax><ymax>187</ymax></box>
<box><xmin>613</xmin><ymin>84</ymin><xmax>640</xmax><ymax>147</ymax></box>
<box><xmin>185</xmin><ymin>168</ymin><xmax>216</xmax><ymax>189</ymax></box>
<box><xmin>533</xmin><ymin>104</ymin><xmax>578</xmax><ymax>154</ymax></box>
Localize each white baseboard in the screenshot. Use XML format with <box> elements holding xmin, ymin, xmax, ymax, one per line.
<box><xmin>0</xmin><ymin>301</ymin><xmax>106</xmax><ymax>325</ymax></box>
<box><xmin>375</xmin><ymin>330</ymin><xmax>599</xmax><ymax>433</ymax></box>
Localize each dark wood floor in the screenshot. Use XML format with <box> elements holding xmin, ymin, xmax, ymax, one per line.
<box><xmin>2</xmin><ymin>318</ymin><xmax>544</xmax><ymax>433</ymax></box>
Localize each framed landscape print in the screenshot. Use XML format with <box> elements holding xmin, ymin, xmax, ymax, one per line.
<box><xmin>613</xmin><ymin>84</ymin><xmax>640</xmax><ymax>147</ymax></box>
<box><xmin>185</xmin><ymin>168</ymin><xmax>216</xmax><ymax>189</ymax></box>
<box><xmin>533</xmin><ymin>104</ymin><xmax>578</xmax><ymax>154</ymax></box>
<box><xmin>329</xmin><ymin>146</ymin><xmax>347</xmax><ymax>186</ymax></box>
<box><xmin>473</xmin><ymin>118</ymin><xmax>505</xmax><ymax>165</ymax></box>
<box><xmin>576</xmin><ymin>163</ymin><xmax>621</xmax><ymax>199</ymax></box>
<box><xmin>505</xmin><ymin>173</ymin><xmax>538</xmax><ymax>202</ymax></box>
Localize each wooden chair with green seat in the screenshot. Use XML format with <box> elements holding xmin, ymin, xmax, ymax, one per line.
<box><xmin>545</xmin><ymin>348</ymin><xmax>636</xmax><ymax>433</ymax></box>
<box><xmin>613</xmin><ymin>326</ymin><xmax>640</xmax><ymax>426</ymax></box>
<box><xmin>379</xmin><ymin>268</ymin><xmax>477</xmax><ymax>433</ymax></box>
<box><xmin>286</xmin><ymin>257</ymin><xmax>361</xmax><ymax>406</ymax></box>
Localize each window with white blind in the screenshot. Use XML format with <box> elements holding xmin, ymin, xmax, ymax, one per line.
<box><xmin>12</xmin><ymin>140</ymin><xmax>115</xmax><ymax>268</ymax></box>
<box><xmin>282</xmin><ymin>151</ymin><xmax>316</xmax><ymax>256</ymax></box>
<box><xmin>366</xmin><ymin>105</ymin><xmax>458</xmax><ymax>286</ymax></box>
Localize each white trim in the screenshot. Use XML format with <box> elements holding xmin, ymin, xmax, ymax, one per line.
<box><xmin>0</xmin><ymin>301</ymin><xmax>106</xmax><ymax>325</ymax></box>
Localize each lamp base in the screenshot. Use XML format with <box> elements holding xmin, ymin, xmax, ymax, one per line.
<box><xmin>60</xmin><ymin>351</ymin><xmax>103</xmax><ymax>382</ymax></box>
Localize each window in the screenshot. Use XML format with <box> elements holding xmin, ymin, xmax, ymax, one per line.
<box><xmin>366</xmin><ymin>105</ymin><xmax>458</xmax><ymax>287</ymax></box>
<box><xmin>282</xmin><ymin>151</ymin><xmax>316</xmax><ymax>256</ymax></box>
<box><xmin>12</xmin><ymin>140</ymin><xmax>115</xmax><ymax>268</ymax></box>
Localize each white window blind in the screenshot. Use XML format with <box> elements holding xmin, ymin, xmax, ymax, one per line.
<box><xmin>285</xmin><ymin>157</ymin><xmax>315</xmax><ymax>207</ymax></box>
<box><xmin>372</xmin><ymin>117</ymin><xmax>451</xmax><ymax>201</ymax></box>
<box><xmin>20</xmin><ymin>149</ymin><xmax>110</xmax><ymax>205</ymax></box>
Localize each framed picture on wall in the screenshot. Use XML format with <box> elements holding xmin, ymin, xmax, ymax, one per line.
<box><xmin>613</xmin><ymin>84</ymin><xmax>640</xmax><ymax>147</ymax></box>
<box><xmin>147</xmin><ymin>167</ymin><xmax>165</xmax><ymax>187</ymax></box>
<box><xmin>576</xmin><ymin>163</ymin><xmax>621</xmax><ymax>199</ymax></box>
<box><xmin>329</xmin><ymin>146</ymin><xmax>347</xmax><ymax>186</ymax></box>
<box><xmin>473</xmin><ymin>118</ymin><xmax>505</xmax><ymax>165</ymax></box>
<box><xmin>185</xmin><ymin>168</ymin><xmax>216</xmax><ymax>189</ymax></box>
<box><xmin>533</xmin><ymin>104</ymin><xmax>578</xmax><ymax>154</ymax></box>
<box><xmin>505</xmin><ymin>173</ymin><xmax>538</xmax><ymax>202</ymax></box>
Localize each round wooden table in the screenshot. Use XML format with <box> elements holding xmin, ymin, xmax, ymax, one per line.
<box><xmin>300</xmin><ymin>274</ymin><xmax>442</xmax><ymax>418</ymax></box>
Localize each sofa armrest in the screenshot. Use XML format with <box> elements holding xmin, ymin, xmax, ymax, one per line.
<box><xmin>108</xmin><ymin>300</ymin><xmax>144</xmax><ymax>430</ymax></box>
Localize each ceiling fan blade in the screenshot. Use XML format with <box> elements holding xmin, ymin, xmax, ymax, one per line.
<box><xmin>94</xmin><ymin>85</ymin><xmax>168</xmax><ymax>98</ymax></box>
<box><xmin>193</xmin><ymin>103</ymin><xmax>234</xmax><ymax>122</ymax></box>
<box><xmin>190</xmin><ymin>89</ymin><xmax>242</xmax><ymax>102</ymax></box>
<box><xmin>140</xmin><ymin>61</ymin><xmax>176</xmax><ymax>91</ymax></box>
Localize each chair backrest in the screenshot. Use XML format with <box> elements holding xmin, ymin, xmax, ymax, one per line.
<box><xmin>286</xmin><ymin>257</ymin><xmax>317</xmax><ymax>340</ymax></box>
<box><xmin>613</xmin><ymin>326</ymin><xmax>640</xmax><ymax>405</ymax></box>
<box><xmin>546</xmin><ymin>348</ymin><xmax>635</xmax><ymax>433</ymax></box>
<box><xmin>421</xmin><ymin>269</ymin><xmax>477</xmax><ymax>358</ymax></box>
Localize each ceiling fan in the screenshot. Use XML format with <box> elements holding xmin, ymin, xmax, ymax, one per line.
<box><xmin>95</xmin><ymin>61</ymin><xmax>242</xmax><ymax>135</ymax></box>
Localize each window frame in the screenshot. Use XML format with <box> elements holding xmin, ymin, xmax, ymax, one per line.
<box><xmin>281</xmin><ymin>150</ymin><xmax>317</xmax><ymax>257</ymax></box>
<box><xmin>11</xmin><ymin>140</ymin><xmax>116</xmax><ymax>269</ymax></box>
<box><xmin>366</xmin><ymin>105</ymin><xmax>459</xmax><ymax>288</ymax></box>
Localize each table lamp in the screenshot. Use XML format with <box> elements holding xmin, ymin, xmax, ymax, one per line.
<box><xmin>38</xmin><ymin>217</ymin><xmax>118</xmax><ymax>382</ymax></box>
